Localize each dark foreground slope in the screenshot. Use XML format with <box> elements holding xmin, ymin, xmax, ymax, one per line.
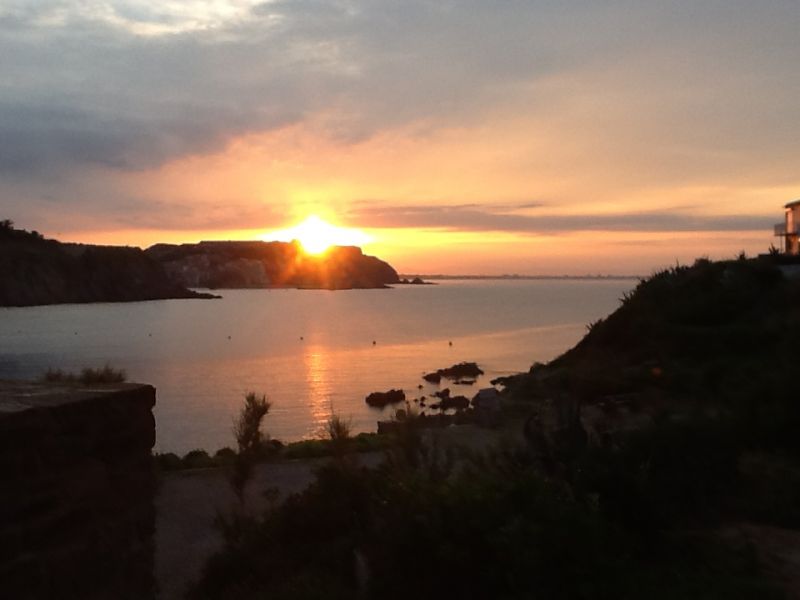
<box><xmin>503</xmin><ymin>256</ymin><xmax>800</xmax><ymax>417</ymax></box>
<box><xmin>146</xmin><ymin>241</ymin><xmax>400</xmax><ymax>289</ymax></box>
<box><xmin>191</xmin><ymin>257</ymin><xmax>800</xmax><ymax>600</ymax></box>
<box><xmin>0</xmin><ymin>224</ymin><xmax>213</xmax><ymax>306</ymax></box>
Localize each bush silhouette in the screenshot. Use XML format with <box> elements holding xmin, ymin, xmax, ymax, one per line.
<box><xmin>230</xmin><ymin>392</ymin><xmax>271</xmax><ymax>503</ymax></box>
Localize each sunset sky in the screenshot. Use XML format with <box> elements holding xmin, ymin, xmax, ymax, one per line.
<box><xmin>1</xmin><ymin>1</ymin><xmax>798</xmax><ymax>274</ymax></box>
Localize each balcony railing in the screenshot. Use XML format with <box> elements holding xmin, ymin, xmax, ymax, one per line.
<box><xmin>774</xmin><ymin>223</ymin><xmax>800</xmax><ymax>236</ymax></box>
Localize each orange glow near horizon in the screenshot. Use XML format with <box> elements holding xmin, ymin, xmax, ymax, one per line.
<box><xmin>260</xmin><ymin>215</ymin><xmax>373</xmax><ymax>255</ymax></box>
<box><xmin>41</xmin><ymin>120</ymin><xmax>782</xmax><ymax>275</ymax></box>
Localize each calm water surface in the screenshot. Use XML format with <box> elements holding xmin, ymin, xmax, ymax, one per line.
<box><xmin>0</xmin><ymin>279</ymin><xmax>634</xmax><ymax>453</ymax></box>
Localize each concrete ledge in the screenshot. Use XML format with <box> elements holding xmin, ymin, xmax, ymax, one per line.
<box><xmin>0</xmin><ymin>381</ymin><xmax>156</xmax><ymax>600</ymax></box>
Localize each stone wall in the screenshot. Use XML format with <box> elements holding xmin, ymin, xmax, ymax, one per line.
<box><xmin>0</xmin><ymin>381</ymin><xmax>156</xmax><ymax>599</ymax></box>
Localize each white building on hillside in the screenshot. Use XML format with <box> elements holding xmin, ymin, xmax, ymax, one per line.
<box><xmin>774</xmin><ymin>200</ymin><xmax>800</xmax><ymax>255</ymax></box>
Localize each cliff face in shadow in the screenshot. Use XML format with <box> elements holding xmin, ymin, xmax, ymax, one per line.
<box><xmin>146</xmin><ymin>241</ymin><xmax>400</xmax><ymax>289</ymax></box>
<box><xmin>0</xmin><ymin>225</ymin><xmax>213</xmax><ymax>307</ymax></box>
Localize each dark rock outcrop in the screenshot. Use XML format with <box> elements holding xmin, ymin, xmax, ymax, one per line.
<box><xmin>0</xmin><ymin>225</ymin><xmax>214</xmax><ymax>307</ymax></box>
<box><xmin>0</xmin><ymin>380</ymin><xmax>157</xmax><ymax>599</ymax></box>
<box><xmin>423</xmin><ymin>362</ymin><xmax>484</xmax><ymax>384</ymax></box>
<box><xmin>146</xmin><ymin>240</ymin><xmax>400</xmax><ymax>290</ymax></box>
<box><xmin>433</xmin><ymin>388</ymin><xmax>451</xmax><ymax>400</ymax></box>
<box><xmin>365</xmin><ymin>389</ymin><xmax>406</xmax><ymax>408</ymax></box>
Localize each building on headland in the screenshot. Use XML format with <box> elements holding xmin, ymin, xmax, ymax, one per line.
<box><xmin>774</xmin><ymin>200</ymin><xmax>800</xmax><ymax>255</ymax></box>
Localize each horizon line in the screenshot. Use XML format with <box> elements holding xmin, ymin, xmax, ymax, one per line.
<box><xmin>400</xmin><ymin>274</ymin><xmax>642</xmax><ymax>280</ymax></box>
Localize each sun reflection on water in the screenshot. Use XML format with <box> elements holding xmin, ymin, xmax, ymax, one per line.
<box><xmin>303</xmin><ymin>346</ymin><xmax>333</xmax><ymax>434</ymax></box>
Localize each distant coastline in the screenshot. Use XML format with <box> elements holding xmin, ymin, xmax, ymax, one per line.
<box><xmin>400</xmin><ymin>273</ymin><xmax>642</xmax><ymax>281</ymax></box>
<box><xmin>0</xmin><ymin>222</ymin><xmax>401</xmax><ymax>306</ymax></box>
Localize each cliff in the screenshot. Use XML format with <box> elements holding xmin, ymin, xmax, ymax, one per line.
<box><xmin>0</xmin><ymin>381</ymin><xmax>156</xmax><ymax>599</ymax></box>
<box><xmin>146</xmin><ymin>240</ymin><xmax>400</xmax><ymax>289</ymax></box>
<box><xmin>0</xmin><ymin>224</ymin><xmax>215</xmax><ymax>307</ymax></box>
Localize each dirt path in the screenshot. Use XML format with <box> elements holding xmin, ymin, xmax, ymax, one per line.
<box><xmin>155</xmin><ymin>455</ymin><xmax>379</xmax><ymax>599</ymax></box>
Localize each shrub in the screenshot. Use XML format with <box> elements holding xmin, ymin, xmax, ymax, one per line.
<box><xmin>183</xmin><ymin>449</ymin><xmax>215</xmax><ymax>470</ymax></box>
<box><xmin>192</xmin><ymin>441</ymin><xmax>779</xmax><ymax>600</ymax></box>
<box><xmin>230</xmin><ymin>392</ymin><xmax>271</xmax><ymax>503</ymax></box>
<box><xmin>327</xmin><ymin>414</ymin><xmax>352</xmax><ymax>460</ymax></box>
<box><xmin>283</xmin><ymin>439</ymin><xmax>333</xmax><ymax>460</ymax></box>
<box><xmin>213</xmin><ymin>447</ymin><xmax>237</xmax><ymax>467</ymax></box>
<box><xmin>154</xmin><ymin>452</ymin><xmax>182</xmax><ymax>471</ymax></box>
<box><xmin>78</xmin><ymin>365</ymin><xmax>127</xmax><ymax>384</ymax></box>
<box><xmin>41</xmin><ymin>364</ymin><xmax>127</xmax><ymax>384</ymax></box>
<box><xmin>42</xmin><ymin>368</ymin><xmax>74</xmax><ymax>383</ymax></box>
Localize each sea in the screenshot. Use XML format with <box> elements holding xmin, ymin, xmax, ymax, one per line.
<box><xmin>0</xmin><ymin>279</ymin><xmax>635</xmax><ymax>454</ymax></box>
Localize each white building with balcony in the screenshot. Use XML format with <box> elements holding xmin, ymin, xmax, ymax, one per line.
<box><xmin>775</xmin><ymin>200</ymin><xmax>800</xmax><ymax>255</ymax></box>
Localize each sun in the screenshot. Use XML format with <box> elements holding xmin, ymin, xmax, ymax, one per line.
<box><xmin>262</xmin><ymin>215</ymin><xmax>372</xmax><ymax>255</ymax></box>
<box><xmin>293</xmin><ymin>216</ymin><xmax>338</xmax><ymax>254</ymax></box>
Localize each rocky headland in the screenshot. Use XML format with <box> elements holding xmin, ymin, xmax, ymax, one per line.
<box><xmin>0</xmin><ymin>222</ymin><xmax>214</xmax><ymax>307</ymax></box>
<box><xmin>0</xmin><ymin>221</ymin><xmax>402</xmax><ymax>305</ymax></box>
<box><xmin>146</xmin><ymin>240</ymin><xmax>400</xmax><ymax>290</ymax></box>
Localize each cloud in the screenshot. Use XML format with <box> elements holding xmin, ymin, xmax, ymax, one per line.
<box><xmin>0</xmin><ymin>0</ymin><xmax>799</xmax><ymax>246</ymax></box>
<box><xmin>1</xmin><ymin>0</ymin><xmax>798</xmax><ymax>178</ymax></box>
<box><xmin>347</xmin><ymin>203</ymin><xmax>772</xmax><ymax>234</ymax></box>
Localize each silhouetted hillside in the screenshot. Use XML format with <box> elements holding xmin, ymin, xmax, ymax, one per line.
<box><xmin>502</xmin><ymin>256</ymin><xmax>800</xmax><ymax>411</ymax></box>
<box><xmin>146</xmin><ymin>240</ymin><xmax>400</xmax><ymax>289</ymax></box>
<box><xmin>0</xmin><ymin>222</ymin><xmax>213</xmax><ymax>306</ymax></box>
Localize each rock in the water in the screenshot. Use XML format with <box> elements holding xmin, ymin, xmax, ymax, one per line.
<box><xmin>440</xmin><ymin>362</ymin><xmax>484</xmax><ymax>379</ymax></box>
<box><xmin>423</xmin><ymin>372</ymin><xmax>442</xmax><ymax>384</ymax></box>
<box><xmin>422</xmin><ymin>362</ymin><xmax>484</xmax><ymax>384</ymax></box>
<box><xmin>365</xmin><ymin>389</ymin><xmax>406</xmax><ymax>408</ymax></box>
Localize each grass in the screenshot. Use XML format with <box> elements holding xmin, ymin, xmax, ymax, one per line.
<box><xmin>154</xmin><ymin>433</ymin><xmax>391</xmax><ymax>471</ymax></box>
<box><xmin>42</xmin><ymin>364</ymin><xmax>127</xmax><ymax>384</ymax></box>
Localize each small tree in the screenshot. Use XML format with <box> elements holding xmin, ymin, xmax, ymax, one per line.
<box><xmin>230</xmin><ymin>392</ymin><xmax>271</xmax><ymax>504</ymax></box>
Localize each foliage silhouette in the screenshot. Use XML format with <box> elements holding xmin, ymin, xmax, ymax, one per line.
<box><xmin>230</xmin><ymin>392</ymin><xmax>272</xmax><ymax>504</ymax></box>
